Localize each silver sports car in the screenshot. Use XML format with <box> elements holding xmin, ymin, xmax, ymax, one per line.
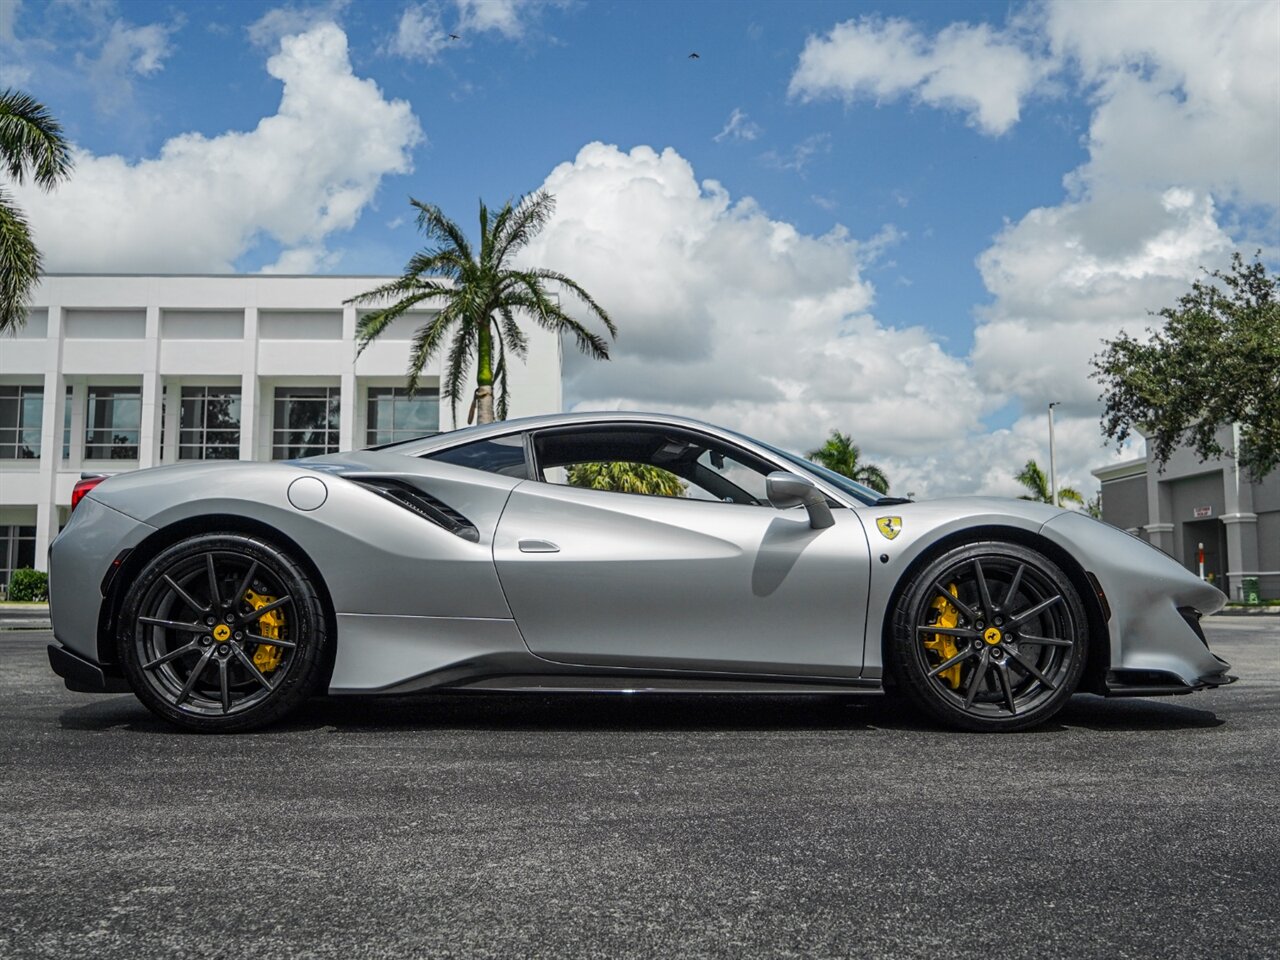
<box><xmin>47</xmin><ymin>411</ymin><xmax>1234</xmax><ymax>732</ymax></box>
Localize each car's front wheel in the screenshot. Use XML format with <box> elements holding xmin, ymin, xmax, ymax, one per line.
<box><xmin>887</xmin><ymin>540</ymin><xmax>1087</xmax><ymax>732</ymax></box>
<box><xmin>118</xmin><ymin>533</ymin><xmax>329</xmax><ymax>732</ymax></box>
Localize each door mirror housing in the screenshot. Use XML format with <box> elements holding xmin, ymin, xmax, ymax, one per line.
<box><xmin>766</xmin><ymin>471</ymin><xmax>835</xmax><ymax>529</ymax></box>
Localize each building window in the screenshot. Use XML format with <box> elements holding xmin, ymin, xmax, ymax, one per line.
<box><xmin>273</xmin><ymin>386</ymin><xmax>339</xmax><ymax>459</ymax></box>
<box><xmin>366</xmin><ymin>387</ymin><xmax>439</xmax><ymax>446</ymax></box>
<box><xmin>85</xmin><ymin>386</ymin><xmax>141</xmax><ymax>459</ymax></box>
<box><xmin>0</xmin><ymin>525</ymin><xmax>36</xmax><ymax>591</ymax></box>
<box><xmin>179</xmin><ymin>386</ymin><xmax>241</xmax><ymax>460</ymax></box>
<box><xmin>62</xmin><ymin>386</ymin><xmax>72</xmax><ymax>460</ymax></box>
<box><xmin>0</xmin><ymin>385</ymin><xmax>43</xmax><ymax>459</ymax></box>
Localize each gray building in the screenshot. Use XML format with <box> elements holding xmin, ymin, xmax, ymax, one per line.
<box><xmin>1092</xmin><ymin>425</ymin><xmax>1279</xmax><ymax>600</ymax></box>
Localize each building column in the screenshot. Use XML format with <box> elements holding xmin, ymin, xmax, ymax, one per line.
<box><xmin>1144</xmin><ymin>523</ymin><xmax>1175</xmax><ymax>556</ymax></box>
<box><xmin>240</xmin><ymin>308</ymin><xmax>259</xmax><ymax>461</ymax></box>
<box><xmin>339</xmin><ymin>305</ymin><xmax>357</xmax><ymax>451</ymax></box>
<box><xmin>1221</xmin><ymin>514</ymin><xmax>1260</xmax><ymax>601</ymax></box>
<box><xmin>162</xmin><ymin>379</ymin><xmax>182</xmax><ymax>463</ymax></box>
<box><xmin>137</xmin><ymin>306</ymin><xmax>163</xmax><ymax>469</ymax></box>
<box><xmin>34</xmin><ymin>306</ymin><xmax>65</xmax><ymax>571</ymax></box>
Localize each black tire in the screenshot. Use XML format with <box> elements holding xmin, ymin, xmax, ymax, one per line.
<box><xmin>887</xmin><ymin>540</ymin><xmax>1087</xmax><ymax>732</ymax></box>
<box><xmin>118</xmin><ymin>533</ymin><xmax>329</xmax><ymax>732</ymax></box>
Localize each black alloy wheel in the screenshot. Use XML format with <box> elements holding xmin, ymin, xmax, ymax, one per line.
<box><xmin>118</xmin><ymin>533</ymin><xmax>329</xmax><ymax>732</ymax></box>
<box><xmin>888</xmin><ymin>540</ymin><xmax>1088</xmax><ymax>732</ymax></box>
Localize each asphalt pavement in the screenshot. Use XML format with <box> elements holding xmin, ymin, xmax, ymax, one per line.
<box><xmin>2</xmin><ymin>619</ymin><xmax>1277</xmax><ymax>960</ymax></box>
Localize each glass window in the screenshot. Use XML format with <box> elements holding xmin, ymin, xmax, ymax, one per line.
<box><xmin>366</xmin><ymin>387</ymin><xmax>439</xmax><ymax>446</ymax></box>
<box><xmin>179</xmin><ymin>386</ymin><xmax>241</xmax><ymax>460</ymax></box>
<box><xmin>0</xmin><ymin>525</ymin><xmax>37</xmax><ymax>592</ymax></box>
<box><xmin>273</xmin><ymin>386</ymin><xmax>339</xmax><ymax>459</ymax></box>
<box><xmin>85</xmin><ymin>386</ymin><xmax>141</xmax><ymax>460</ymax></box>
<box><xmin>62</xmin><ymin>386</ymin><xmax>71</xmax><ymax>460</ymax></box>
<box><xmin>428</xmin><ymin>434</ymin><xmax>528</xmax><ymax>478</ymax></box>
<box><xmin>532</xmin><ymin>427</ymin><xmax>776</xmax><ymax>505</ymax></box>
<box><xmin>0</xmin><ymin>385</ymin><xmax>43</xmax><ymax>459</ymax></box>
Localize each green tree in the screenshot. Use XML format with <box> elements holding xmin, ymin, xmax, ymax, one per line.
<box><xmin>349</xmin><ymin>191</ymin><xmax>616</xmax><ymax>425</ymax></box>
<box><xmin>1014</xmin><ymin>459</ymin><xmax>1083</xmax><ymax>507</ymax></box>
<box><xmin>807</xmin><ymin>429</ymin><xmax>890</xmax><ymax>494</ymax></box>
<box><xmin>1092</xmin><ymin>252</ymin><xmax>1280</xmax><ymax>480</ymax></box>
<box><xmin>567</xmin><ymin>462</ymin><xmax>686</xmax><ymax>497</ymax></box>
<box><xmin>1</xmin><ymin>89</ymin><xmax>73</xmax><ymax>334</ymax></box>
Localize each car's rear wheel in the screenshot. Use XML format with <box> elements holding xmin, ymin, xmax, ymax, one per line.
<box><xmin>887</xmin><ymin>540</ymin><xmax>1087</xmax><ymax>732</ymax></box>
<box><xmin>118</xmin><ymin>533</ymin><xmax>328</xmax><ymax>732</ymax></box>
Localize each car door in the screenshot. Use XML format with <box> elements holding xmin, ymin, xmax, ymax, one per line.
<box><xmin>491</xmin><ymin>431</ymin><xmax>873</xmax><ymax>678</ymax></box>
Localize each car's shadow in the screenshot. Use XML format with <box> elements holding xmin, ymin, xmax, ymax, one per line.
<box><xmin>59</xmin><ymin>691</ymin><xmax>1226</xmax><ymax>735</ymax></box>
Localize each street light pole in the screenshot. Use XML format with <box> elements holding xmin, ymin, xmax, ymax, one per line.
<box><xmin>1048</xmin><ymin>402</ymin><xmax>1060</xmax><ymax>508</ymax></box>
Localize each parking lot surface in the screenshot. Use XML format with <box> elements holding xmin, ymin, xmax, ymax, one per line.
<box><xmin>2</xmin><ymin>618</ymin><xmax>1277</xmax><ymax>959</ymax></box>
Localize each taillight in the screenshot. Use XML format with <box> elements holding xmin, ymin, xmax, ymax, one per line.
<box><xmin>71</xmin><ymin>475</ymin><xmax>108</xmax><ymax>512</ymax></box>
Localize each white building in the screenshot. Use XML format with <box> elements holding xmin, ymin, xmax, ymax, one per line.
<box><xmin>0</xmin><ymin>274</ymin><xmax>562</xmax><ymax>587</ymax></box>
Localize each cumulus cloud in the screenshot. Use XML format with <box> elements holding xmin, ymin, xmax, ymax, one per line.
<box><xmin>247</xmin><ymin>0</ymin><xmax>350</xmax><ymax>49</ymax></box>
<box><xmin>387</xmin><ymin>3</ymin><xmax>451</xmax><ymax>63</ymax></box>
<box><xmin>386</xmin><ymin>0</ymin><xmax>540</xmax><ymax>62</ymax></box>
<box><xmin>77</xmin><ymin>18</ymin><xmax>176</xmax><ymax>112</ymax></box>
<box><xmin>517</xmin><ymin>143</ymin><xmax>991</xmax><ymax>476</ymax></box>
<box><xmin>713</xmin><ymin>108</ymin><xmax>762</xmax><ymax>143</ymax></box>
<box><xmin>456</xmin><ymin>0</ymin><xmax>527</xmax><ymax>39</ymax></box>
<box><xmin>789</xmin><ymin>15</ymin><xmax>1048</xmax><ymax>135</ymax></box>
<box><xmin>15</xmin><ymin>23</ymin><xmax>422</xmax><ymax>273</ymax></box>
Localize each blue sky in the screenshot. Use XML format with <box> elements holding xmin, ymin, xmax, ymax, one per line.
<box><xmin>5</xmin><ymin>0</ymin><xmax>1278</xmax><ymax>497</ymax></box>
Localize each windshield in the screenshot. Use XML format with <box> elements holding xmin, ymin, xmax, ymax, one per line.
<box><xmin>738</xmin><ymin>435</ymin><xmax>884</xmax><ymax>506</ymax></box>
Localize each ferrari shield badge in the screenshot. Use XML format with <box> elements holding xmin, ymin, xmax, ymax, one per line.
<box><xmin>876</xmin><ymin>516</ymin><xmax>902</xmax><ymax>540</ymax></box>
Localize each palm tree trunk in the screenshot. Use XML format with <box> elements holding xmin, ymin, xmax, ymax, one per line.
<box><xmin>473</xmin><ymin>321</ymin><xmax>495</xmax><ymax>424</ymax></box>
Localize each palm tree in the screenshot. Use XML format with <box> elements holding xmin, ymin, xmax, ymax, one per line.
<box><xmin>567</xmin><ymin>461</ymin><xmax>686</xmax><ymax>497</ymax></box>
<box><xmin>807</xmin><ymin>429</ymin><xmax>890</xmax><ymax>494</ymax></box>
<box><xmin>1014</xmin><ymin>459</ymin><xmax>1084</xmax><ymax>507</ymax></box>
<box><xmin>1</xmin><ymin>89</ymin><xmax>73</xmax><ymax>334</ymax></box>
<box><xmin>349</xmin><ymin>191</ymin><xmax>616</xmax><ymax>425</ymax></box>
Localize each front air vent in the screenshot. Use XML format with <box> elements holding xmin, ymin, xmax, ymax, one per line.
<box><xmin>350</xmin><ymin>478</ymin><xmax>480</xmax><ymax>543</ymax></box>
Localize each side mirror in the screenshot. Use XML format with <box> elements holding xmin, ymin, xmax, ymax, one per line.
<box><xmin>766</xmin><ymin>471</ymin><xmax>835</xmax><ymax>530</ymax></box>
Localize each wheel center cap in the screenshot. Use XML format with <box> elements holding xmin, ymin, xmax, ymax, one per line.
<box><xmin>983</xmin><ymin>626</ymin><xmax>1003</xmax><ymax>645</ymax></box>
<box><xmin>212</xmin><ymin>624</ymin><xmax>232</xmax><ymax>643</ymax></box>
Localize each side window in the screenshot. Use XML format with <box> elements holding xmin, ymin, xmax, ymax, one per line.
<box><xmin>532</xmin><ymin>427</ymin><xmax>775</xmax><ymax>505</ymax></box>
<box><xmin>426</xmin><ymin>434</ymin><xmax>528</xmax><ymax>478</ymax></box>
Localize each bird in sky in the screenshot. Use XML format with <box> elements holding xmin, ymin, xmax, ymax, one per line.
<box><xmin>688</xmin><ymin>52</ymin><xmax>700</xmax><ymax>59</ymax></box>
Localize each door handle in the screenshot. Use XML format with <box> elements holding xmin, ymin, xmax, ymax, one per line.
<box><xmin>518</xmin><ymin>539</ymin><xmax>560</xmax><ymax>554</ymax></box>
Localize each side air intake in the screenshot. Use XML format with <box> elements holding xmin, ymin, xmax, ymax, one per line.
<box><xmin>349</xmin><ymin>477</ymin><xmax>481</xmax><ymax>543</ymax></box>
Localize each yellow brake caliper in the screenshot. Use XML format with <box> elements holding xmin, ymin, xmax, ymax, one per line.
<box><xmin>923</xmin><ymin>583</ymin><xmax>963</xmax><ymax>689</ymax></box>
<box><xmin>243</xmin><ymin>589</ymin><xmax>285</xmax><ymax>673</ymax></box>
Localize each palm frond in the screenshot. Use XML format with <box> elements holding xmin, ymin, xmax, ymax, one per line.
<box><xmin>441</xmin><ymin>321</ymin><xmax>477</xmax><ymax>426</ymax></box>
<box><xmin>410</xmin><ymin>198</ymin><xmax>474</xmax><ymax>262</ymax></box>
<box><xmin>0</xmin><ymin>89</ymin><xmax>74</xmax><ymax>189</ymax></box>
<box><xmin>354</xmin><ymin>289</ymin><xmax>439</xmax><ymax>356</ymax></box>
<box><xmin>494</xmin><ymin>191</ymin><xmax>556</xmax><ymax>263</ymax></box>
<box><xmin>402</xmin><ymin>306</ymin><xmax>459</xmax><ymax>394</ymax></box>
<box><xmin>524</xmin><ymin>266</ymin><xmax>618</xmax><ymax>337</ymax></box>
<box><xmin>0</xmin><ymin>187</ymin><xmax>41</xmax><ymax>332</ymax></box>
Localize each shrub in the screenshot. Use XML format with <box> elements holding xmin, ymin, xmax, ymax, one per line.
<box><xmin>7</xmin><ymin>568</ymin><xmax>49</xmax><ymax>602</ymax></box>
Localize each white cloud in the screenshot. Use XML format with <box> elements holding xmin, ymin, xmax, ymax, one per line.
<box><xmin>713</xmin><ymin>108</ymin><xmax>762</xmax><ymax>143</ymax></box>
<box><xmin>456</xmin><ymin>0</ymin><xmax>527</xmax><ymax>39</ymax></box>
<box><xmin>247</xmin><ymin>0</ymin><xmax>350</xmax><ymax>49</ymax></box>
<box><xmin>0</xmin><ymin>0</ymin><xmax>21</xmax><ymax>45</ymax></box>
<box><xmin>76</xmin><ymin>18</ymin><xmax>176</xmax><ymax>111</ymax></box>
<box><xmin>388</xmin><ymin>3</ymin><xmax>451</xmax><ymax>63</ymax></box>
<box><xmin>517</xmin><ymin>143</ymin><xmax>990</xmax><ymax>479</ymax></box>
<box><xmin>761</xmin><ymin>132</ymin><xmax>830</xmax><ymax>174</ymax></box>
<box><xmin>15</xmin><ymin>22</ymin><xmax>422</xmax><ymax>273</ymax></box>
<box><xmin>789</xmin><ymin>15</ymin><xmax>1048</xmax><ymax>136</ymax></box>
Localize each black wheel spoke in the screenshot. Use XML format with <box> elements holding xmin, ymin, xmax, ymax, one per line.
<box><xmin>175</xmin><ymin>647</ymin><xmax>215</xmax><ymax>705</ymax></box>
<box><xmin>973</xmin><ymin>559</ymin><xmax>995</xmax><ymax>615</ymax></box>
<box><xmin>233</xmin><ymin>560</ymin><xmax>259</xmax><ymax>606</ymax></box>
<box><xmin>205</xmin><ymin>554</ymin><xmax>221</xmax><ymax>608</ymax></box>
<box><xmin>995</xmin><ymin>664</ymin><xmax>1017</xmax><ymax>715</ymax></box>
<box><xmin>915</xmin><ymin>625</ymin><xmax>979</xmax><ymax>639</ymax></box>
<box><xmin>927</xmin><ymin>647</ymin><xmax>975</xmax><ymax>678</ymax></box>
<box><xmin>143</xmin><ymin>641</ymin><xmax>200</xmax><ymax>671</ymax></box>
<box><xmin>247</xmin><ymin>632</ymin><xmax>296</xmax><ymax>650</ymax></box>
<box><xmin>963</xmin><ymin>653</ymin><xmax>990</xmax><ymax>708</ymax></box>
<box><xmin>1004</xmin><ymin>563</ymin><xmax>1026</xmax><ymax>608</ymax></box>
<box><xmin>163</xmin><ymin>574</ymin><xmax>209</xmax><ymax>614</ymax></box>
<box><xmin>231</xmin><ymin>644</ymin><xmax>275</xmax><ymax>691</ymax></box>
<box><xmin>139</xmin><ymin>616</ymin><xmax>207</xmax><ymax>634</ymax></box>
<box><xmin>1018</xmin><ymin>633</ymin><xmax>1073</xmax><ymax>648</ymax></box>
<box><xmin>1010</xmin><ymin>650</ymin><xmax>1057</xmax><ymax>689</ymax></box>
<box><xmin>237</xmin><ymin>595</ymin><xmax>291</xmax><ymax>625</ymax></box>
<box><xmin>932</xmin><ymin>581</ymin><xmax>978</xmax><ymax>622</ymax></box>
<box><xmin>218</xmin><ymin>658</ymin><xmax>231</xmax><ymax>714</ymax></box>
<box><xmin>1010</xmin><ymin>594</ymin><xmax>1062</xmax><ymax>626</ymax></box>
